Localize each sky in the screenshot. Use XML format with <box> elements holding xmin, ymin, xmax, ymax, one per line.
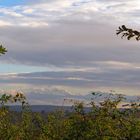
<box><xmin>0</xmin><ymin>0</ymin><xmax>140</xmax><ymax>104</ymax></box>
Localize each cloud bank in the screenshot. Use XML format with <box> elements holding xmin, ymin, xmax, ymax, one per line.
<box><xmin>0</xmin><ymin>0</ymin><xmax>140</xmax><ymax>104</ymax></box>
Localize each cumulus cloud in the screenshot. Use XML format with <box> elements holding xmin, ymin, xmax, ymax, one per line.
<box><xmin>0</xmin><ymin>0</ymin><xmax>139</xmax><ymax>27</ymax></box>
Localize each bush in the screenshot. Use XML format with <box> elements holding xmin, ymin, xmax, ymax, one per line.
<box><xmin>0</xmin><ymin>93</ymin><xmax>140</xmax><ymax>140</ymax></box>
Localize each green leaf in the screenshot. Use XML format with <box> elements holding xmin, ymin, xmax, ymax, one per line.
<box><xmin>0</xmin><ymin>45</ymin><xmax>7</xmax><ymax>55</ymax></box>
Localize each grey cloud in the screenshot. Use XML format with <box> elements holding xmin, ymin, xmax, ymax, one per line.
<box><xmin>1</xmin><ymin>66</ymin><xmax>140</xmax><ymax>89</ymax></box>
<box><xmin>0</xmin><ymin>20</ymin><xmax>139</xmax><ymax>68</ymax></box>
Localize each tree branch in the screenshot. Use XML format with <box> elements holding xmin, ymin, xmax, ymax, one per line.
<box><xmin>116</xmin><ymin>25</ymin><xmax>140</xmax><ymax>41</ymax></box>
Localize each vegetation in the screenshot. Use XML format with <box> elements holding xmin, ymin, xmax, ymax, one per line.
<box><xmin>0</xmin><ymin>93</ymin><xmax>140</xmax><ymax>140</ymax></box>
<box><xmin>116</xmin><ymin>25</ymin><xmax>140</xmax><ymax>41</ymax></box>
<box><xmin>0</xmin><ymin>44</ymin><xmax>7</xmax><ymax>55</ymax></box>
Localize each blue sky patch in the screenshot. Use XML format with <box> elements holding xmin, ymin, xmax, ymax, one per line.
<box><xmin>0</xmin><ymin>63</ymin><xmax>49</xmax><ymax>74</ymax></box>
<box><xmin>0</xmin><ymin>0</ymin><xmax>25</xmax><ymax>6</ymax></box>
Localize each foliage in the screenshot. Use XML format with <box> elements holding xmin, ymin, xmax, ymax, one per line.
<box><xmin>116</xmin><ymin>25</ymin><xmax>140</xmax><ymax>41</ymax></box>
<box><xmin>0</xmin><ymin>45</ymin><xmax>7</xmax><ymax>55</ymax></box>
<box><xmin>0</xmin><ymin>93</ymin><xmax>140</xmax><ymax>139</ymax></box>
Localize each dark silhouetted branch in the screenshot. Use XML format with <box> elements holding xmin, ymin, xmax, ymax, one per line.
<box><xmin>116</xmin><ymin>25</ymin><xmax>140</xmax><ymax>41</ymax></box>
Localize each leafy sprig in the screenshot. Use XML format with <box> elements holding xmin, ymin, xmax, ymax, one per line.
<box><xmin>0</xmin><ymin>45</ymin><xmax>7</xmax><ymax>55</ymax></box>
<box><xmin>116</xmin><ymin>25</ymin><xmax>140</xmax><ymax>41</ymax></box>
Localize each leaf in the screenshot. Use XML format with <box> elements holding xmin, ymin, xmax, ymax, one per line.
<box><xmin>116</xmin><ymin>31</ymin><xmax>121</xmax><ymax>35</ymax></box>
<box><xmin>127</xmin><ymin>35</ymin><xmax>134</xmax><ymax>40</ymax></box>
<box><xmin>121</xmin><ymin>25</ymin><xmax>127</xmax><ymax>30</ymax></box>
<box><xmin>0</xmin><ymin>45</ymin><xmax>7</xmax><ymax>55</ymax></box>
<box><xmin>91</xmin><ymin>92</ymin><xmax>96</xmax><ymax>95</ymax></box>
<box><xmin>133</xmin><ymin>30</ymin><xmax>140</xmax><ymax>35</ymax></box>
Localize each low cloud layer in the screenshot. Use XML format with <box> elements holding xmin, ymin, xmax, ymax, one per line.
<box><xmin>1</xmin><ymin>61</ymin><xmax>140</xmax><ymax>91</ymax></box>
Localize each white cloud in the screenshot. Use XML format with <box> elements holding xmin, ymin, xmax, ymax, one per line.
<box><xmin>22</xmin><ymin>8</ymin><xmax>34</xmax><ymax>14</ymax></box>
<box><xmin>0</xmin><ymin>0</ymin><xmax>140</xmax><ymax>27</ymax></box>
<box><xmin>0</xmin><ymin>20</ymin><xmax>12</xmax><ymax>26</ymax></box>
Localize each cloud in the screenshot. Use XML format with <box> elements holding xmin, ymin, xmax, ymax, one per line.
<box><xmin>1</xmin><ymin>86</ymin><xmax>140</xmax><ymax>105</ymax></box>
<box><xmin>1</xmin><ymin>61</ymin><xmax>140</xmax><ymax>91</ymax></box>
<box><xmin>0</xmin><ymin>0</ymin><xmax>140</xmax><ymax>100</ymax></box>
<box><xmin>0</xmin><ymin>0</ymin><xmax>139</xmax><ymax>27</ymax></box>
<box><xmin>0</xmin><ymin>19</ymin><xmax>139</xmax><ymax>67</ymax></box>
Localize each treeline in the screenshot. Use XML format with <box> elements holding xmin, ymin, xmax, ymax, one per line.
<box><xmin>0</xmin><ymin>93</ymin><xmax>140</xmax><ymax>140</ymax></box>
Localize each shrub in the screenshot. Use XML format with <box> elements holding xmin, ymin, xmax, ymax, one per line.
<box><xmin>0</xmin><ymin>93</ymin><xmax>140</xmax><ymax>140</ymax></box>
